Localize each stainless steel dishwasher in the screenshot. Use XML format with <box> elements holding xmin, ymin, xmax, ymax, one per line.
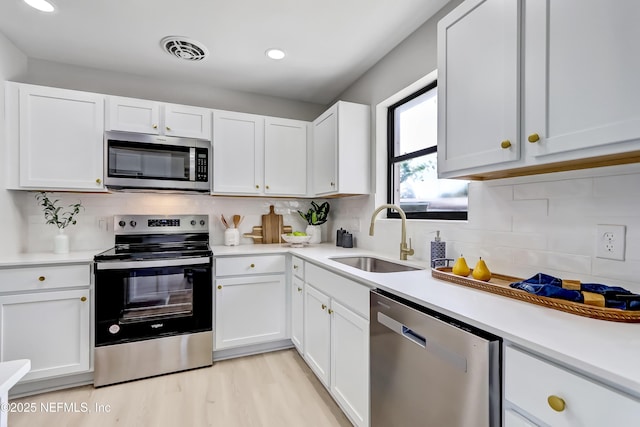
<box><xmin>370</xmin><ymin>289</ymin><xmax>501</xmax><ymax>427</ymax></box>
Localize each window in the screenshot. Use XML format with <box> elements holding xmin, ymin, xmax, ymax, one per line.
<box><xmin>387</xmin><ymin>81</ymin><xmax>468</xmax><ymax>220</ymax></box>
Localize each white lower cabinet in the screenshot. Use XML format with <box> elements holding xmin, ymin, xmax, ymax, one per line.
<box><xmin>0</xmin><ymin>289</ymin><xmax>90</xmax><ymax>382</ymax></box>
<box><xmin>303</xmin><ymin>263</ymin><xmax>369</xmax><ymax>427</ymax></box>
<box><xmin>504</xmin><ymin>345</ymin><xmax>640</xmax><ymax>426</ymax></box>
<box><xmin>215</xmin><ymin>275</ymin><xmax>286</xmax><ymax>350</ymax></box>
<box><xmin>291</xmin><ymin>276</ymin><xmax>305</xmax><ymax>354</ymax></box>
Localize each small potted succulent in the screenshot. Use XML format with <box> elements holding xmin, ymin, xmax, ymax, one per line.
<box><xmin>35</xmin><ymin>192</ymin><xmax>84</xmax><ymax>254</ymax></box>
<box><xmin>298</xmin><ymin>201</ymin><xmax>330</xmax><ymax>244</ymax></box>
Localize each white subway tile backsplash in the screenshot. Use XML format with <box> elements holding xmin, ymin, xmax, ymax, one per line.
<box><xmin>593</xmin><ymin>173</ymin><xmax>640</xmax><ymax>198</ymax></box>
<box><xmin>510</xmin><ymin>249</ymin><xmax>592</xmax><ymax>276</ymax></box>
<box><xmin>514</xmin><ymin>178</ymin><xmax>592</xmax><ymax>200</ymax></box>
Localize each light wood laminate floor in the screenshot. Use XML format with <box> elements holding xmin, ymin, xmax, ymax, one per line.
<box><xmin>9</xmin><ymin>349</ymin><xmax>352</xmax><ymax>427</ymax></box>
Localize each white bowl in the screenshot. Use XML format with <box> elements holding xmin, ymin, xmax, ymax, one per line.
<box><xmin>281</xmin><ymin>233</ymin><xmax>312</xmax><ymax>247</ymax></box>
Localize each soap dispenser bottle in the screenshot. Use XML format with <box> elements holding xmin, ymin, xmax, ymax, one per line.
<box><xmin>430</xmin><ymin>231</ymin><xmax>446</xmax><ymax>267</ymax></box>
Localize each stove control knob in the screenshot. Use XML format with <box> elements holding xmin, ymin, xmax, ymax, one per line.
<box><xmin>200</xmin><ymin>220</ymin><xmax>206</xmax><ymax>226</ymax></box>
<box><xmin>108</xmin><ymin>324</ymin><xmax>120</xmax><ymax>335</ymax></box>
<box><xmin>190</xmin><ymin>220</ymin><xmax>196</xmax><ymax>226</ymax></box>
<box><xmin>118</xmin><ymin>220</ymin><xmax>126</xmax><ymax>227</ymax></box>
<box><xmin>130</xmin><ymin>220</ymin><xmax>137</xmax><ymax>227</ymax></box>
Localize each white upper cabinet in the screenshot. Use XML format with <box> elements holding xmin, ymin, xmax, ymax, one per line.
<box><xmin>5</xmin><ymin>82</ymin><xmax>105</xmax><ymax>191</ymax></box>
<box><xmin>264</xmin><ymin>117</ymin><xmax>308</xmax><ymax>196</ymax></box>
<box><xmin>312</xmin><ymin>101</ymin><xmax>370</xmax><ymax>196</ymax></box>
<box><xmin>107</xmin><ymin>96</ymin><xmax>211</xmax><ymax>140</ymax></box>
<box><xmin>212</xmin><ymin>110</ymin><xmax>264</xmax><ymax>195</ymax></box>
<box><xmin>438</xmin><ymin>0</ymin><xmax>640</xmax><ymax>179</ymax></box>
<box><xmin>437</xmin><ymin>0</ymin><xmax>520</xmax><ymax>176</ymax></box>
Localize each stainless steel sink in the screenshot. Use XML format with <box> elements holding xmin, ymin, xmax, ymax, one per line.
<box><xmin>330</xmin><ymin>256</ymin><xmax>423</xmax><ymax>273</ymax></box>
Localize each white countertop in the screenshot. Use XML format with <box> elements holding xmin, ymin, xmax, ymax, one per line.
<box><xmin>230</xmin><ymin>243</ymin><xmax>640</xmax><ymax>398</ymax></box>
<box><xmin>5</xmin><ymin>243</ymin><xmax>640</xmax><ymax>397</ymax></box>
<box><xmin>0</xmin><ymin>359</ymin><xmax>30</xmax><ymax>396</ymax></box>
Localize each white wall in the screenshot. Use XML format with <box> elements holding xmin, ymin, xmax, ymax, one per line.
<box><xmin>0</xmin><ymin>32</ymin><xmax>28</xmax><ymax>255</ymax></box>
<box><xmin>330</xmin><ymin>0</ymin><xmax>640</xmax><ymax>292</ymax></box>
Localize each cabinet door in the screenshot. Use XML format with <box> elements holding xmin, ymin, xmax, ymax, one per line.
<box><xmin>0</xmin><ymin>289</ymin><xmax>90</xmax><ymax>382</ymax></box>
<box><xmin>525</xmin><ymin>0</ymin><xmax>640</xmax><ymax>159</ymax></box>
<box><xmin>312</xmin><ymin>105</ymin><xmax>338</xmax><ymax>195</ymax></box>
<box><xmin>291</xmin><ymin>276</ymin><xmax>304</xmax><ymax>354</ymax></box>
<box><xmin>437</xmin><ymin>0</ymin><xmax>520</xmax><ymax>177</ymax></box>
<box><xmin>215</xmin><ymin>275</ymin><xmax>286</xmax><ymax>350</ymax></box>
<box><xmin>331</xmin><ymin>300</ymin><xmax>369</xmax><ymax>427</ymax></box>
<box><xmin>19</xmin><ymin>85</ymin><xmax>105</xmax><ymax>190</ymax></box>
<box><xmin>264</xmin><ymin>117</ymin><xmax>308</xmax><ymax>196</ymax></box>
<box><xmin>212</xmin><ymin>111</ymin><xmax>264</xmax><ymax>194</ymax></box>
<box><xmin>106</xmin><ymin>96</ymin><xmax>160</xmax><ymax>134</ymax></box>
<box><xmin>164</xmin><ymin>104</ymin><xmax>212</xmax><ymax>140</ymax></box>
<box><xmin>303</xmin><ymin>284</ymin><xmax>331</xmax><ymax>387</ymax></box>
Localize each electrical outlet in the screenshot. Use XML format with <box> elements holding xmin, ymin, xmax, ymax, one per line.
<box><xmin>596</xmin><ymin>224</ymin><xmax>626</xmax><ymax>261</ymax></box>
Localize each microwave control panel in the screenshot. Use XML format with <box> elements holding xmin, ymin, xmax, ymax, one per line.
<box><xmin>196</xmin><ymin>148</ymin><xmax>208</xmax><ymax>182</ymax></box>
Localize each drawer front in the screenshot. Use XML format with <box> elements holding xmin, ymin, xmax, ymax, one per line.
<box><xmin>505</xmin><ymin>346</ymin><xmax>640</xmax><ymax>426</ymax></box>
<box><xmin>291</xmin><ymin>256</ymin><xmax>304</xmax><ymax>279</ymax></box>
<box><xmin>0</xmin><ymin>264</ymin><xmax>90</xmax><ymax>293</ymax></box>
<box><xmin>305</xmin><ymin>263</ymin><xmax>370</xmax><ymax>319</ymax></box>
<box><xmin>215</xmin><ymin>255</ymin><xmax>286</xmax><ymax>277</ymax></box>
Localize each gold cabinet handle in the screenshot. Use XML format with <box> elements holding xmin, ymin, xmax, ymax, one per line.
<box><xmin>80</xmin><ymin>296</ymin><xmax>87</xmax><ymax>302</ymax></box>
<box><xmin>528</xmin><ymin>133</ymin><xmax>540</xmax><ymax>143</ymax></box>
<box><xmin>38</xmin><ymin>276</ymin><xmax>45</xmax><ymax>282</ymax></box>
<box><xmin>321</xmin><ymin>304</ymin><xmax>327</xmax><ymax>310</ymax></box>
<box><xmin>297</xmin><ymin>287</ymin><xmax>302</xmax><ymax>292</ymax></box>
<box><xmin>166</xmin><ymin>126</ymin><xmax>171</xmax><ymax>131</ymax></box>
<box><xmin>96</xmin><ymin>178</ymin><xmax>102</xmax><ymax>184</ymax></box>
<box><xmin>500</xmin><ymin>140</ymin><xmax>512</xmax><ymax>149</ymax></box>
<box><xmin>328</xmin><ymin>309</ymin><xmax>334</xmax><ymax>314</ymax></box>
<box><xmin>547</xmin><ymin>395</ymin><xmax>566</xmax><ymax>412</ymax></box>
<box><xmin>152</xmin><ymin>124</ymin><xmax>158</xmax><ymax>129</ymax></box>
<box><xmin>217</xmin><ymin>285</ymin><xmax>222</xmax><ymax>290</ymax></box>
<box><xmin>250</xmin><ymin>263</ymin><xmax>255</xmax><ymax>268</ymax></box>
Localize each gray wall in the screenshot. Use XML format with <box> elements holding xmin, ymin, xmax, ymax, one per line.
<box><xmin>22</xmin><ymin>58</ymin><xmax>325</xmax><ymax>121</ymax></box>
<box><xmin>0</xmin><ymin>32</ymin><xmax>28</xmax><ymax>255</ymax></box>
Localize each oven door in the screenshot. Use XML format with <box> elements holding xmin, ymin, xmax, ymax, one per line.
<box><xmin>95</xmin><ymin>256</ymin><xmax>212</xmax><ymax>346</ymax></box>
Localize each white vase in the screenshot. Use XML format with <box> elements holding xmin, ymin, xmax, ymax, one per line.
<box><xmin>306</xmin><ymin>225</ymin><xmax>321</xmax><ymax>244</ymax></box>
<box><xmin>54</xmin><ymin>228</ymin><xmax>69</xmax><ymax>254</ymax></box>
<box><xmin>224</xmin><ymin>228</ymin><xmax>240</xmax><ymax>246</ymax></box>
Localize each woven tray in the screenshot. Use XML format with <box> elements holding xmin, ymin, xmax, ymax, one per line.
<box><xmin>431</xmin><ymin>267</ymin><xmax>640</xmax><ymax>323</ymax></box>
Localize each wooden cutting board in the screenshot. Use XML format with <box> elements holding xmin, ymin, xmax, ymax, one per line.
<box><xmin>262</xmin><ymin>205</ymin><xmax>284</xmax><ymax>244</ymax></box>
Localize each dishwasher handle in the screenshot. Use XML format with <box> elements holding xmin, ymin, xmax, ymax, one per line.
<box><xmin>377</xmin><ymin>312</ymin><xmax>426</xmax><ymax>348</ymax></box>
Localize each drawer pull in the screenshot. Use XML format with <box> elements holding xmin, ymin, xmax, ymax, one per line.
<box><xmin>501</xmin><ymin>140</ymin><xmax>512</xmax><ymax>149</ymax></box>
<box><xmin>297</xmin><ymin>287</ymin><xmax>302</xmax><ymax>292</ymax></box>
<box><xmin>38</xmin><ymin>276</ymin><xmax>45</xmax><ymax>282</ymax></box>
<box><xmin>250</xmin><ymin>263</ymin><xmax>255</xmax><ymax>268</ymax></box>
<box><xmin>321</xmin><ymin>304</ymin><xmax>327</xmax><ymax>310</ymax></box>
<box><xmin>328</xmin><ymin>309</ymin><xmax>334</xmax><ymax>315</ymax></box>
<box><xmin>217</xmin><ymin>285</ymin><xmax>222</xmax><ymax>290</ymax></box>
<box><xmin>547</xmin><ymin>395</ymin><xmax>566</xmax><ymax>412</ymax></box>
<box><xmin>80</xmin><ymin>296</ymin><xmax>87</xmax><ymax>302</ymax></box>
<box><xmin>528</xmin><ymin>133</ymin><xmax>540</xmax><ymax>143</ymax></box>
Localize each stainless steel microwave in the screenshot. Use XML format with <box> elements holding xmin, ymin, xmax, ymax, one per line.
<box><xmin>104</xmin><ymin>131</ymin><xmax>210</xmax><ymax>192</ymax></box>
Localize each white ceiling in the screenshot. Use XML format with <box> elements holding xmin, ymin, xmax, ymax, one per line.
<box><xmin>0</xmin><ymin>0</ymin><xmax>449</xmax><ymax>104</ymax></box>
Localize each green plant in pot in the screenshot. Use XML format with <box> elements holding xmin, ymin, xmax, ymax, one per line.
<box><xmin>35</xmin><ymin>192</ymin><xmax>84</xmax><ymax>254</ymax></box>
<box><xmin>298</xmin><ymin>201</ymin><xmax>329</xmax><ymax>244</ymax></box>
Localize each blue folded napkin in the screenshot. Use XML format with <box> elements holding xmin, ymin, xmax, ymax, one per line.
<box><xmin>510</xmin><ymin>273</ymin><xmax>640</xmax><ymax>310</ymax></box>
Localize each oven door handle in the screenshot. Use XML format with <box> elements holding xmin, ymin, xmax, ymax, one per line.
<box><xmin>95</xmin><ymin>257</ymin><xmax>210</xmax><ymax>270</ymax></box>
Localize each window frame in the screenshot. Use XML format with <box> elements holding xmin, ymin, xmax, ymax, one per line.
<box><xmin>386</xmin><ymin>80</ymin><xmax>468</xmax><ymax>220</ymax></box>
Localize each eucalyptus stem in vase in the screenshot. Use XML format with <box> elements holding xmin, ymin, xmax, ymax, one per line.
<box><xmin>35</xmin><ymin>192</ymin><xmax>84</xmax><ymax>254</ymax></box>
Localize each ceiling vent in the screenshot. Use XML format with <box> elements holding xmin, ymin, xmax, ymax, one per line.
<box><xmin>160</xmin><ymin>36</ymin><xmax>209</xmax><ymax>62</ymax></box>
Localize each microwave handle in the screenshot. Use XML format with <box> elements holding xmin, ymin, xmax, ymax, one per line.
<box><xmin>189</xmin><ymin>147</ymin><xmax>196</xmax><ymax>181</ymax></box>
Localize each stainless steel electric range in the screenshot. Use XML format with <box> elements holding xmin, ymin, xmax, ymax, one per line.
<box><xmin>93</xmin><ymin>214</ymin><xmax>212</xmax><ymax>387</ymax></box>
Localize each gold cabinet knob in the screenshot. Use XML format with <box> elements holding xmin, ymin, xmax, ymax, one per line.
<box><xmin>297</xmin><ymin>287</ymin><xmax>302</xmax><ymax>292</ymax></box>
<box><xmin>166</xmin><ymin>126</ymin><xmax>171</xmax><ymax>131</ymax></box>
<box><xmin>321</xmin><ymin>304</ymin><xmax>327</xmax><ymax>310</ymax></box>
<box><xmin>547</xmin><ymin>395</ymin><xmax>566</xmax><ymax>412</ymax></box>
<box><xmin>328</xmin><ymin>309</ymin><xmax>334</xmax><ymax>314</ymax></box>
<box><xmin>528</xmin><ymin>133</ymin><xmax>540</xmax><ymax>143</ymax></box>
<box><xmin>152</xmin><ymin>124</ymin><xmax>158</xmax><ymax>129</ymax></box>
<box><xmin>293</xmin><ymin>265</ymin><xmax>298</xmax><ymax>270</ymax></box>
<box><xmin>500</xmin><ymin>140</ymin><xmax>512</xmax><ymax>149</ymax></box>
<box><xmin>38</xmin><ymin>276</ymin><xmax>45</xmax><ymax>282</ymax></box>
<box><xmin>217</xmin><ymin>285</ymin><xmax>222</xmax><ymax>290</ymax></box>
<box><xmin>266</xmin><ymin>185</ymin><xmax>270</xmax><ymax>190</ymax></box>
<box><xmin>80</xmin><ymin>296</ymin><xmax>87</xmax><ymax>302</ymax></box>
<box><xmin>250</xmin><ymin>263</ymin><xmax>255</xmax><ymax>268</ymax></box>
<box><xmin>330</xmin><ymin>182</ymin><xmax>335</xmax><ymax>186</ymax></box>
<box><xmin>255</xmin><ymin>185</ymin><xmax>259</xmax><ymax>189</ymax></box>
<box><xmin>96</xmin><ymin>178</ymin><xmax>102</xmax><ymax>184</ymax></box>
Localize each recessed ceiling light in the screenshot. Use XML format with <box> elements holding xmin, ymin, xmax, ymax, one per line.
<box><xmin>23</xmin><ymin>0</ymin><xmax>55</xmax><ymax>12</ymax></box>
<box><xmin>266</xmin><ymin>48</ymin><xmax>286</xmax><ymax>60</ymax></box>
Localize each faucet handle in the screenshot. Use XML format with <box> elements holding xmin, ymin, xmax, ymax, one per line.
<box><xmin>409</xmin><ymin>238</ymin><xmax>412</xmax><ymax>249</ymax></box>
